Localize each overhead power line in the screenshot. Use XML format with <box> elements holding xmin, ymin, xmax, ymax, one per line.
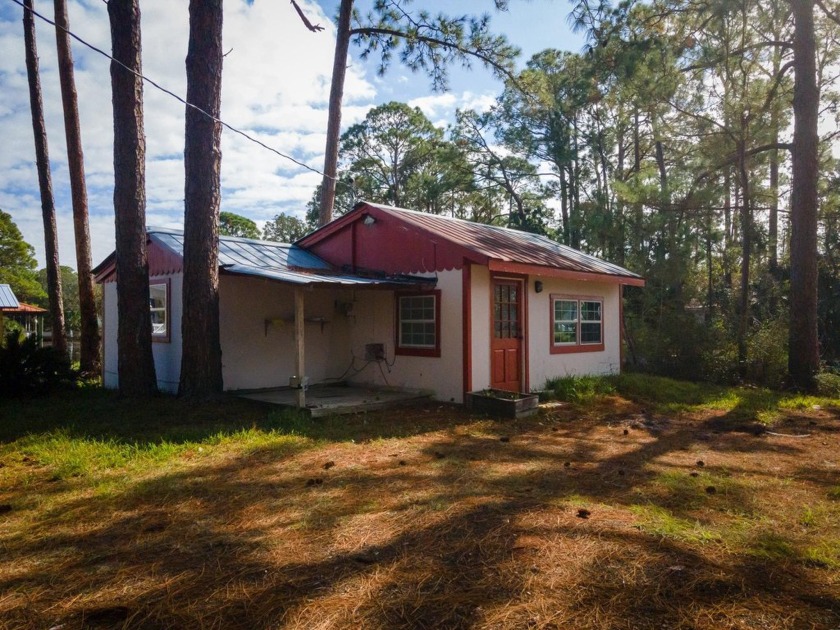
<box><xmin>10</xmin><ymin>0</ymin><xmax>334</xmax><ymax>180</ymax></box>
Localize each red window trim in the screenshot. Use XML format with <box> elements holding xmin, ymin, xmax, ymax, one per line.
<box><xmin>395</xmin><ymin>289</ymin><xmax>441</xmax><ymax>357</ymax></box>
<box><xmin>150</xmin><ymin>277</ymin><xmax>171</xmax><ymax>344</ymax></box>
<box><xmin>549</xmin><ymin>293</ymin><xmax>604</xmax><ymax>354</ymax></box>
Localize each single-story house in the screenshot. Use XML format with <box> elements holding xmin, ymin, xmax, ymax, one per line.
<box><xmin>94</xmin><ymin>201</ymin><xmax>643</xmax><ymax>405</ymax></box>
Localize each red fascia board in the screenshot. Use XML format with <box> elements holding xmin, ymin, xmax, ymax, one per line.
<box><xmin>296</xmin><ymin>205</ymin><xmax>365</xmax><ymax>248</ymax></box>
<box><xmin>92</xmin><ymin>253</ymin><xmax>116</xmax><ymax>283</ymax></box>
<box><xmin>487</xmin><ymin>260</ymin><xmax>645</xmax><ymax>286</ymax></box>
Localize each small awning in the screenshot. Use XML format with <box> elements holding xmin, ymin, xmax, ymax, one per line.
<box><xmin>220</xmin><ymin>264</ymin><xmax>435</xmax><ymax>289</ymax></box>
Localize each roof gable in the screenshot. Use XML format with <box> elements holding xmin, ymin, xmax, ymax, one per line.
<box><xmin>299</xmin><ymin>201</ymin><xmax>644</xmax><ymax>285</ymax></box>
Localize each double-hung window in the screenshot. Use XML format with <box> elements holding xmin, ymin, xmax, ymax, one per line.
<box><xmin>149</xmin><ymin>281</ymin><xmax>170</xmax><ymax>342</ymax></box>
<box><xmin>550</xmin><ymin>295</ymin><xmax>603</xmax><ymax>353</ymax></box>
<box><xmin>395</xmin><ymin>290</ymin><xmax>441</xmax><ymax>357</ymax></box>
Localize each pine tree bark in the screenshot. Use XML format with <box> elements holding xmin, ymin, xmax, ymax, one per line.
<box><xmin>23</xmin><ymin>0</ymin><xmax>66</xmax><ymax>356</ymax></box>
<box><xmin>789</xmin><ymin>0</ymin><xmax>821</xmax><ymax>389</ymax></box>
<box><xmin>319</xmin><ymin>0</ymin><xmax>353</xmax><ymax>226</ymax></box>
<box><xmin>736</xmin><ymin>138</ymin><xmax>752</xmax><ymax>379</ymax></box>
<box><xmin>179</xmin><ymin>0</ymin><xmax>224</xmax><ymax>399</ymax></box>
<box><xmin>53</xmin><ymin>0</ymin><xmax>100</xmax><ymax>375</ymax></box>
<box><xmin>108</xmin><ymin>0</ymin><xmax>157</xmax><ymax>396</ymax></box>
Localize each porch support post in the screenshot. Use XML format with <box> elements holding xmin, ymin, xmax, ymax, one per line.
<box><xmin>295</xmin><ymin>286</ymin><xmax>305</xmax><ymax>408</ymax></box>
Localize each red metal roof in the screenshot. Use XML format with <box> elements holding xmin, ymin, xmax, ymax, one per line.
<box><xmin>300</xmin><ymin>202</ymin><xmax>644</xmax><ymax>285</ymax></box>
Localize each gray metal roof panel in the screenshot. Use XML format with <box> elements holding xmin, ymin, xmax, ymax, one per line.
<box><xmin>148</xmin><ymin>227</ymin><xmax>333</xmax><ymax>272</ymax></box>
<box><xmin>0</xmin><ymin>284</ymin><xmax>20</xmax><ymax>309</ymax></box>
<box><xmin>147</xmin><ymin>227</ymin><xmax>431</xmax><ymax>288</ymax></box>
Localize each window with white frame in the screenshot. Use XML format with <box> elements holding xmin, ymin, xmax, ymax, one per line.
<box><xmin>149</xmin><ymin>282</ymin><xmax>169</xmax><ymax>341</ymax></box>
<box><xmin>551</xmin><ymin>295</ymin><xmax>603</xmax><ymax>352</ymax></box>
<box><xmin>396</xmin><ymin>291</ymin><xmax>440</xmax><ymax>356</ymax></box>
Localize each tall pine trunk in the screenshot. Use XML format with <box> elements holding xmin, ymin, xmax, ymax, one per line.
<box><xmin>23</xmin><ymin>0</ymin><xmax>66</xmax><ymax>356</ymax></box>
<box><xmin>318</xmin><ymin>0</ymin><xmax>353</xmax><ymax>226</ymax></box>
<box><xmin>736</xmin><ymin>139</ymin><xmax>752</xmax><ymax>379</ymax></box>
<box><xmin>789</xmin><ymin>0</ymin><xmax>820</xmax><ymax>389</ymax></box>
<box><xmin>53</xmin><ymin>0</ymin><xmax>100</xmax><ymax>375</ymax></box>
<box><xmin>179</xmin><ymin>0</ymin><xmax>224</xmax><ymax>399</ymax></box>
<box><xmin>108</xmin><ymin>0</ymin><xmax>157</xmax><ymax>396</ymax></box>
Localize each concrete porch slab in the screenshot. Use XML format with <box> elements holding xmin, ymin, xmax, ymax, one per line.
<box><xmin>236</xmin><ymin>383</ymin><xmax>433</xmax><ymax>417</ymax></box>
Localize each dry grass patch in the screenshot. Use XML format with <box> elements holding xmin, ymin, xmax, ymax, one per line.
<box><xmin>1</xmin><ymin>381</ymin><xmax>839</xmax><ymax>629</ymax></box>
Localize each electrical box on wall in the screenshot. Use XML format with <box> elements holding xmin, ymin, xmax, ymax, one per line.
<box><xmin>365</xmin><ymin>343</ymin><xmax>385</xmax><ymax>361</ymax></box>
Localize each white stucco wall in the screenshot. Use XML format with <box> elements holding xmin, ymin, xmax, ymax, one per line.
<box><xmin>152</xmin><ymin>274</ymin><xmax>183</xmax><ymax>392</ymax></box>
<box><xmin>344</xmin><ymin>269</ymin><xmax>464</xmax><ymax>403</ymax></box>
<box><xmin>102</xmin><ymin>265</ymin><xmax>621</xmax><ymax>401</ymax></box>
<box><xmin>526</xmin><ymin>278</ymin><xmax>621</xmax><ymax>390</ymax></box>
<box><xmin>467</xmin><ymin>266</ymin><xmax>622</xmax><ymax>393</ymax></box>
<box><xmin>218</xmin><ymin>275</ymin><xmax>353</xmax><ymax>390</ymax></box>
<box><xmin>470</xmin><ymin>264</ymin><xmax>491</xmax><ymax>393</ymax></box>
<box><xmin>102</xmin><ymin>281</ymin><xmax>118</xmax><ymax>390</ymax></box>
<box><xmin>101</xmin><ymin>273</ymin><xmax>183</xmax><ymax>393</ymax></box>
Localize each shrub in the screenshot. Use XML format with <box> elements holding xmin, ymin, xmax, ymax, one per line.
<box><xmin>0</xmin><ymin>331</ymin><xmax>75</xmax><ymax>397</ymax></box>
<box><xmin>815</xmin><ymin>372</ymin><xmax>840</xmax><ymax>398</ymax></box>
<box><xmin>745</xmin><ymin>316</ymin><xmax>789</xmax><ymax>389</ymax></box>
<box><xmin>543</xmin><ymin>375</ymin><xmax>615</xmax><ymax>403</ymax></box>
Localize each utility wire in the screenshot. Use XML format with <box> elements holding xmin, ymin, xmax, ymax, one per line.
<box><xmin>11</xmin><ymin>0</ymin><xmax>335</xmax><ymax>180</ymax></box>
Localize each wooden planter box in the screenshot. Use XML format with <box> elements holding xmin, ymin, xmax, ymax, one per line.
<box><xmin>466</xmin><ymin>389</ymin><xmax>539</xmax><ymax>419</ymax></box>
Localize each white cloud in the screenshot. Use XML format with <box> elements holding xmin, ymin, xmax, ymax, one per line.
<box><xmin>408</xmin><ymin>90</ymin><xmax>498</xmax><ymax>120</ymax></box>
<box><xmin>0</xmin><ymin>0</ymin><xmax>377</xmax><ymax>268</ymax></box>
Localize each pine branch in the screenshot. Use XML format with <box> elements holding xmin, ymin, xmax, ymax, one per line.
<box><xmin>816</xmin><ymin>0</ymin><xmax>840</xmax><ymax>26</ymax></box>
<box><xmin>290</xmin><ymin>0</ymin><xmax>324</xmax><ymax>32</ymax></box>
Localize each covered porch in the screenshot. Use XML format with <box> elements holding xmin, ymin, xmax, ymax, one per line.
<box><xmin>219</xmin><ymin>266</ymin><xmax>437</xmax><ymax>411</ymax></box>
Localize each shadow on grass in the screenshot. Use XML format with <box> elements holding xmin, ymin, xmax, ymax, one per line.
<box><xmin>2</xmin><ymin>375</ymin><xmax>839</xmax><ymax>628</ymax></box>
<box><xmin>0</xmin><ymin>388</ymin><xmax>473</xmax><ymax>447</ymax></box>
<box><xmin>2</xmin><ymin>396</ymin><xmax>839</xmax><ymax>629</ymax></box>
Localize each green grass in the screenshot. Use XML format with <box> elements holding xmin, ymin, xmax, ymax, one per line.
<box><xmin>542</xmin><ymin>372</ymin><xmax>840</xmax><ymax>422</ymax></box>
<box><xmin>542</xmin><ymin>374</ymin><xmax>616</xmax><ymax>403</ymax></box>
<box><xmin>630</xmin><ymin>504</ymin><xmax>720</xmax><ymax>543</ymax></box>
<box><xmin>746</xmin><ymin>532</ymin><xmax>799</xmax><ymax>561</ymax></box>
<box><xmin>1</xmin><ymin>381</ymin><xmax>838</xmax><ymax>628</ymax></box>
<box><xmin>803</xmin><ymin>541</ymin><xmax>840</xmax><ymax>569</ymax></box>
<box><xmin>0</xmin><ymin>389</ymin><xmax>341</xmax><ymax>488</ymax></box>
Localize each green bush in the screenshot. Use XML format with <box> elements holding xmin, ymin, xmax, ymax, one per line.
<box><xmin>0</xmin><ymin>331</ymin><xmax>76</xmax><ymax>397</ymax></box>
<box><xmin>745</xmin><ymin>316</ymin><xmax>789</xmax><ymax>389</ymax></box>
<box><xmin>543</xmin><ymin>375</ymin><xmax>615</xmax><ymax>403</ymax></box>
<box><xmin>815</xmin><ymin>372</ymin><xmax>840</xmax><ymax>397</ymax></box>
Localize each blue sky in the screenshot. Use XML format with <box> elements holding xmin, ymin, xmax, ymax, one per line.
<box><xmin>0</xmin><ymin>0</ymin><xmax>584</xmax><ymax>269</ymax></box>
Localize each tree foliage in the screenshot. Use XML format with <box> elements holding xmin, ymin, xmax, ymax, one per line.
<box><xmin>316</xmin><ymin>0</ymin><xmax>520</xmax><ymax>225</ymax></box>
<box><xmin>262</xmin><ymin>213</ymin><xmax>308</xmax><ymax>243</ymax></box>
<box><xmin>304</xmin><ymin>0</ymin><xmax>840</xmax><ymax>387</ymax></box>
<box><xmin>0</xmin><ymin>209</ymin><xmax>45</xmax><ymax>304</ymax></box>
<box><xmin>220</xmin><ymin>211</ymin><xmax>260</xmax><ymax>239</ymax></box>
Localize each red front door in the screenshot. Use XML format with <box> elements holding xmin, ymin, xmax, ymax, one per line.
<box><xmin>491</xmin><ymin>278</ymin><xmax>523</xmax><ymax>392</ymax></box>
